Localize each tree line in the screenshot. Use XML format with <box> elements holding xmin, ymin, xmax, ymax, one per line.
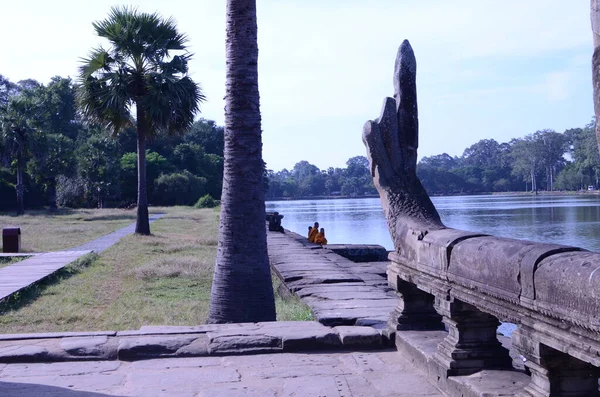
<box><xmin>2</xmin><ymin>76</ymin><xmax>598</xmax><ymax>210</ymax></box>
<box><xmin>265</xmin><ymin>121</ymin><xmax>600</xmax><ymax>199</ymax></box>
<box><xmin>0</xmin><ymin>76</ymin><xmax>224</xmax><ymax>212</ymax></box>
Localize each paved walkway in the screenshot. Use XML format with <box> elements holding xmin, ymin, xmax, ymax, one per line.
<box><xmin>0</xmin><ymin>214</ymin><xmax>164</xmax><ymax>301</ymax></box>
<box><xmin>268</xmin><ymin>230</ymin><xmax>397</xmax><ymax>328</ymax></box>
<box><xmin>0</xmin><ymin>350</ymin><xmax>444</xmax><ymax>396</ymax></box>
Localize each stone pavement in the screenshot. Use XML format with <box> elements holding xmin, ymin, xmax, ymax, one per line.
<box><xmin>0</xmin><ymin>322</ymin><xmax>384</xmax><ymax>363</ymax></box>
<box><xmin>268</xmin><ymin>230</ymin><xmax>397</xmax><ymax>328</ymax></box>
<box><xmin>0</xmin><ymin>350</ymin><xmax>444</xmax><ymax>396</ymax></box>
<box><xmin>0</xmin><ymin>214</ymin><xmax>164</xmax><ymax>302</ymax></box>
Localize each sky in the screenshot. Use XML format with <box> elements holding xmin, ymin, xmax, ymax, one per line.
<box><xmin>0</xmin><ymin>1</ymin><xmax>594</xmax><ymax>171</ymax></box>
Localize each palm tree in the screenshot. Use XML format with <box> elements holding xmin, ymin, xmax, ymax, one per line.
<box><xmin>78</xmin><ymin>6</ymin><xmax>204</xmax><ymax>234</ymax></box>
<box><xmin>208</xmin><ymin>0</ymin><xmax>276</xmax><ymax>323</ymax></box>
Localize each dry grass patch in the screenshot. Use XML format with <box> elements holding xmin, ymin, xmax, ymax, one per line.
<box><xmin>0</xmin><ymin>205</ymin><xmax>313</xmax><ymax>333</ymax></box>
<box><xmin>0</xmin><ymin>207</ymin><xmax>219</xmax><ymax>332</ymax></box>
<box><xmin>0</xmin><ymin>208</ymin><xmax>141</xmax><ymax>252</ymax></box>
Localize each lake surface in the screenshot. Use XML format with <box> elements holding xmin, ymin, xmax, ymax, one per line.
<box><xmin>266</xmin><ymin>194</ymin><xmax>600</xmax><ymax>252</ymax></box>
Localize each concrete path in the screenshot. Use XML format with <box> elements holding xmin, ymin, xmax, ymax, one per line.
<box><xmin>0</xmin><ymin>350</ymin><xmax>444</xmax><ymax>397</ymax></box>
<box><xmin>0</xmin><ymin>214</ymin><xmax>165</xmax><ymax>301</ymax></box>
<box><xmin>67</xmin><ymin>214</ymin><xmax>165</xmax><ymax>253</ymax></box>
<box><xmin>268</xmin><ymin>230</ymin><xmax>397</xmax><ymax>328</ymax></box>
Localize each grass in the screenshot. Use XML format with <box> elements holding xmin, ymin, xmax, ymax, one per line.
<box><xmin>0</xmin><ymin>256</ymin><xmax>29</xmax><ymax>269</ymax></box>
<box><xmin>0</xmin><ymin>208</ymin><xmax>141</xmax><ymax>252</ymax></box>
<box><xmin>0</xmin><ymin>206</ymin><xmax>313</xmax><ymax>333</ymax></box>
<box><xmin>273</xmin><ymin>273</ymin><xmax>314</xmax><ymax>321</ymax></box>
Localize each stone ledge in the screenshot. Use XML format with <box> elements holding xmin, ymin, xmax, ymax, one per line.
<box><xmin>395</xmin><ymin>330</ymin><xmax>531</xmax><ymax>397</ymax></box>
<box><xmin>0</xmin><ymin>321</ymin><xmax>386</xmax><ymax>364</ymax></box>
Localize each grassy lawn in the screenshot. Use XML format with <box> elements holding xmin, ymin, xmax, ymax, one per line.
<box><xmin>0</xmin><ymin>208</ymin><xmax>140</xmax><ymax>252</ymax></box>
<box><xmin>0</xmin><ymin>206</ymin><xmax>312</xmax><ymax>333</ymax></box>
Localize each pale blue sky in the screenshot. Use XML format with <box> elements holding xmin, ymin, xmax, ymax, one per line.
<box><xmin>0</xmin><ymin>1</ymin><xmax>593</xmax><ymax>171</ymax></box>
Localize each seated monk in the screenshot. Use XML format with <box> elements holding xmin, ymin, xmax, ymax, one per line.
<box><xmin>314</xmin><ymin>228</ymin><xmax>328</xmax><ymax>245</ymax></box>
<box><xmin>307</xmin><ymin>226</ymin><xmax>312</xmax><ymax>238</ymax></box>
<box><xmin>308</xmin><ymin>222</ymin><xmax>319</xmax><ymax>242</ymax></box>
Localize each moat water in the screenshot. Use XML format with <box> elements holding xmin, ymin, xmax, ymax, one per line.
<box><xmin>266</xmin><ymin>194</ymin><xmax>600</xmax><ymax>252</ymax></box>
<box><xmin>267</xmin><ymin>194</ymin><xmax>600</xmax><ymax>336</ymax></box>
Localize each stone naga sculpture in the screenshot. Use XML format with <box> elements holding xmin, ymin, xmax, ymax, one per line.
<box><xmin>592</xmin><ymin>0</ymin><xmax>600</xmax><ymax>152</ymax></box>
<box><xmin>364</xmin><ymin>40</ymin><xmax>600</xmax><ymax>397</ymax></box>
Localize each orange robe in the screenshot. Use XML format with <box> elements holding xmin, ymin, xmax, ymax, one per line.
<box><xmin>314</xmin><ymin>232</ymin><xmax>327</xmax><ymax>245</ymax></box>
<box><xmin>308</xmin><ymin>227</ymin><xmax>319</xmax><ymax>242</ymax></box>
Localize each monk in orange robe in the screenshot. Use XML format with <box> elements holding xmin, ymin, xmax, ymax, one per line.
<box><xmin>314</xmin><ymin>228</ymin><xmax>328</xmax><ymax>245</ymax></box>
<box><xmin>308</xmin><ymin>222</ymin><xmax>319</xmax><ymax>242</ymax></box>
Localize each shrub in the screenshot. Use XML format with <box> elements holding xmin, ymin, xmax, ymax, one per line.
<box><xmin>153</xmin><ymin>171</ymin><xmax>206</xmax><ymax>206</ymax></box>
<box><xmin>194</xmin><ymin>194</ymin><xmax>217</xmax><ymax>208</ymax></box>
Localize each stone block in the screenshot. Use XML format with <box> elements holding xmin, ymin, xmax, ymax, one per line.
<box><xmin>334</xmin><ymin>326</ymin><xmax>381</xmax><ymax>347</ymax></box>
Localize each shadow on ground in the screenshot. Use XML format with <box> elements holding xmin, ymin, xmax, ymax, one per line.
<box><xmin>0</xmin><ymin>381</ymin><xmax>125</xmax><ymax>397</ymax></box>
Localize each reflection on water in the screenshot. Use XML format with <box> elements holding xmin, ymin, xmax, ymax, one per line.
<box><xmin>266</xmin><ymin>195</ymin><xmax>600</xmax><ymax>252</ymax></box>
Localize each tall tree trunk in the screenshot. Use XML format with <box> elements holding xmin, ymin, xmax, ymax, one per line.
<box><xmin>16</xmin><ymin>150</ymin><xmax>24</xmax><ymax>216</ymax></box>
<box><xmin>208</xmin><ymin>0</ymin><xmax>276</xmax><ymax>323</ymax></box>
<box><xmin>135</xmin><ymin>105</ymin><xmax>151</xmax><ymax>235</ymax></box>
<box><xmin>48</xmin><ymin>179</ymin><xmax>57</xmax><ymax>211</ymax></box>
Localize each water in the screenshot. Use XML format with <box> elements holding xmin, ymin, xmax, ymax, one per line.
<box><xmin>266</xmin><ymin>194</ymin><xmax>600</xmax><ymax>252</ymax></box>
<box><xmin>267</xmin><ymin>194</ymin><xmax>600</xmax><ymax>336</ymax></box>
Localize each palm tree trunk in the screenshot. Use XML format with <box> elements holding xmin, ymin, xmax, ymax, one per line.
<box><xmin>208</xmin><ymin>0</ymin><xmax>276</xmax><ymax>323</ymax></box>
<box><xmin>135</xmin><ymin>105</ymin><xmax>151</xmax><ymax>235</ymax></box>
<box><xmin>16</xmin><ymin>150</ymin><xmax>24</xmax><ymax>216</ymax></box>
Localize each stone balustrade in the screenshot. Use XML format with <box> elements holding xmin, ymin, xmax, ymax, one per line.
<box><xmin>387</xmin><ymin>229</ymin><xmax>600</xmax><ymax>396</ymax></box>
<box><xmin>363</xmin><ymin>40</ymin><xmax>600</xmax><ymax>396</ymax></box>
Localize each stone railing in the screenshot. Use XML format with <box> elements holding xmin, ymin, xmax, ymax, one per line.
<box><xmin>364</xmin><ymin>41</ymin><xmax>600</xmax><ymax>397</ymax></box>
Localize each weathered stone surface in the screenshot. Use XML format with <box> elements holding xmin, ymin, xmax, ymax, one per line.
<box><xmin>534</xmin><ymin>251</ymin><xmax>600</xmax><ymax>329</ymax></box>
<box><xmin>60</xmin><ymin>336</ymin><xmax>113</xmax><ymax>358</ymax></box>
<box><xmin>325</xmin><ymin>244</ymin><xmax>389</xmax><ymax>262</ymax></box>
<box><xmin>0</xmin><ymin>331</ymin><xmax>116</xmax><ymax>341</ymax></box>
<box><xmin>0</xmin><ymin>345</ymin><xmax>51</xmax><ymax>363</ymax></box>
<box><xmin>0</xmin><ymin>351</ymin><xmax>445</xmax><ymax>396</ymax></box>
<box><xmin>449</xmin><ymin>236</ymin><xmax>533</xmax><ymax>303</ymax></box>
<box><xmin>117</xmin><ymin>335</ymin><xmax>200</xmax><ymax>360</ymax></box>
<box><xmin>334</xmin><ymin>326</ymin><xmax>381</xmax><ymax>347</ymax></box>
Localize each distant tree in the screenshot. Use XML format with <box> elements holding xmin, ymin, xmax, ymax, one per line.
<box><xmin>0</xmin><ymin>91</ymin><xmax>40</xmax><ymax>214</ymax></box>
<box><xmin>120</xmin><ymin>151</ymin><xmax>172</xmax><ymax>204</ymax></box>
<box><xmin>77</xmin><ymin>130</ymin><xmax>121</xmax><ymax>208</ymax></box>
<box><xmin>510</xmin><ymin>137</ymin><xmax>542</xmax><ymax>192</ymax></box>
<box><xmin>185</xmin><ymin>119</ymin><xmax>225</xmax><ymax>157</ymax></box>
<box><xmin>533</xmin><ymin>129</ymin><xmax>567</xmax><ymax>191</ymax></box>
<box><xmin>78</xmin><ymin>6</ymin><xmax>204</xmax><ymax>234</ymax></box>
<box><xmin>27</xmin><ymin>133</ymin><xmax>76</xmax><ymax>209</ymax></box>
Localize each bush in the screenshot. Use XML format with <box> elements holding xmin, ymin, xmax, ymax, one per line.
<box><xmin>56</xmin><ymin>175</ymin><xmax>86</xmax><ymax>208</ymax></box>
<box><xmin>194</xmin><ymin>194</ymin><xmax>217</xmax><ymax>208</ymax></box>
<box><xmin>153</xmin><ymin>171</ymin><xmax>206</xmax><ymax>206</ymax></box>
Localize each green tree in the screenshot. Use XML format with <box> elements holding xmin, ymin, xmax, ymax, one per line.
<box><xmin>0</xmin><ymin>91</ymin><xmax>40</xmax><ymax>214</ymax></box>
<box><xmin>209</xmin><ymin>0</ymin><xmax>276</xmax><ymax>323</ymax></box>
<box><xmin>120</xmin><ymin>151</ymin><xmax>172</xmax><ymax>204</ymax></box>
<box><xmin>510</xmin><ymin>136</ymin><xmax>542</xmax><ymax>192</ymax></box>
<box><xmin>27</xmin><ymin>133</ymin><xmax>75</xmax><ymax>209</ymax></box>
<box><xmin>77</xmin><ymin>130</ymin><xmax>121</xmax><ymax>208</ymax></box>
<box><xmin>78</xmin><ymin>6</ymin><xmax>204</xmax><ymax>234</ymax></box>
<box><xmin>534</xmin><ymin>129</ymin><xmax>566</xmax><ymax>191</ymax></box>
<box><xmin>185</xmin><ymin>119</ymin><xmax>224</xmax><ymax>156</ymax></box>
